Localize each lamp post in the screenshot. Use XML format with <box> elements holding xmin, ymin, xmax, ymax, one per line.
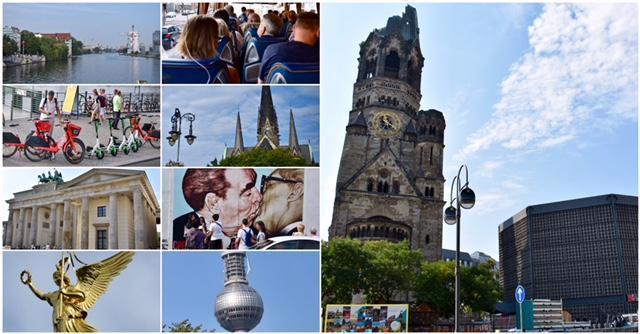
<box><xmin>444</xmin><ymin>164</ymin><xmax>476</xmax><ymax>332</ymax></box>
<box><xmin>166</xmin><ymin>108</ymin><xmax>196</xmax><ymax>164</ymax></box>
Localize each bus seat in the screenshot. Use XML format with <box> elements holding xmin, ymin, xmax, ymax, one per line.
<box><xmin>266</xmin><ymin>62</ymin><xmax>320</xmax><ymax>84</ymax></box>
<box><xmin>242</xmin><ymin>36</ymin><xmax>286</xmax><ymax>83</ymax></box>
<box><xmin>162</xmin><ymin>57</ymin><xmax>231</xmax><ymax>84</ymax></box>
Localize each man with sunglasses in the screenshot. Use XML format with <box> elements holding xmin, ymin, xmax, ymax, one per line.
<box><xmin>254</xmin><ymin>168</ymin><xmax>305</xmax><ymax>236</ymax></box>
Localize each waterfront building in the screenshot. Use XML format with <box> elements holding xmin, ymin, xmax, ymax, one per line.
<box><xmin>36</xmin><ymin>33</ymin><xmax>72</xmax><ymax>56</ymax></box>
<box><xmin>3</xmin><ymin>25</ymin><xmax>21</xmax><ymax>50</ymax></box>
<box><xmin>499</xmin><ymin>194</ymin><xmax>638</xmax><ymax>322</ymax></box>
<box><xmin>328</xmin><ymin>5</ymin><xmax>446</xmax><ymax>262</ymax></box>
<box><xmin>3</xmin><ymin>169</ymin><xmax>160</xmax><ymax>249</ymax></box>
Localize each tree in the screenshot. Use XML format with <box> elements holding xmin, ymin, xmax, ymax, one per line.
<box><xmin>207</xmin><ymin>158</ymin><xmax>219</xmax><ymax>167</ymax></box>
<box><xmin>219</xmin><ymin>148</ymin><xmax>309</xmax><ymax>166</ymax></box>
<box><xmin>414</xmin><ymin>261</ymin><xmax>455</xmax><ymax>317</ymax></box>
<box><xmin>414</xmin><ymin>260</ymin><xmax>502</xmax><ymax>318</ymax></box>
<box><xmin>162</xmin><ymin>319</ymin><xmax>214</xmax><ymax>332</ymax></box>
<box><xmin>72</xmin><ymin>38</ymin><xmax>84</xmax><ymax>55</ymax></box>
<box><xmin>361</xmin><ymin>240</ymin><xmax>422</xmax><ymax>303</ymax></box>
<box><xmin>321</xmin><ymin>238</ymin><xmax>371</xmax><ymax>305</ymax></box>
<box><xmin>3</xmin><ymin>35</ymin><xmax>18</xmax><ymax>56</ymax></box>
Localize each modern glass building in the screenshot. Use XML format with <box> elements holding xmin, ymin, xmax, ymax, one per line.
<box><xmin>499</xmin><ymin>194</ymin><xmax>638</xmax><ymax>324</ymax></box>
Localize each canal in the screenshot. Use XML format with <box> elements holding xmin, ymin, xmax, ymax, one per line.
<box><xmin>3</xmin><ymin>53</ymin><xmax>160</xmax><ymax>84</ymax></box>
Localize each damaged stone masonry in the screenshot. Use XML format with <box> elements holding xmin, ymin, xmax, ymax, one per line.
<box><xmin>329</xmin><ymin>5</ymin><xmax>446</xmax><ymax>262</ymax></box>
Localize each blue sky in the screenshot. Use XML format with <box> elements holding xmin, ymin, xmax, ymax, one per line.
<box><xmin>321</xmin><ymin>3</ymin><xmax>638</xmax><ymax>259</ymax></box>
<box><xmin>3</xmin><ymin>251</ymin><xmax>160</xmax><ymax>332</ymax></box>
<box><xmin>162</xmin><ymin>251</ymin><xmax>320</xmax><ymax>332</ymax></box>
<box><xmin>3</xmin><ymin>3</ymin><xmax>160</xmax><ymax>48</ymax></box>
<box><xmin>1</xmin><ymin>167</ymin><xmax>161</xmax><ymax>222</ymax></box>
<box><xmin>162</xmin><ymin>86</ymin><xmax>320</xmax><ymax>166</ymax></box>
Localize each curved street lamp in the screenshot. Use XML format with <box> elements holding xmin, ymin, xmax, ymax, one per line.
<box><xmin>166</xmin><ymin>108</ymin><xmax>196</xmax><ymax>164</ymax></box>
<box><xmin>444</xmin><ymin>164</ymin><xmax>476</xmax><ymax>332</ymax></box>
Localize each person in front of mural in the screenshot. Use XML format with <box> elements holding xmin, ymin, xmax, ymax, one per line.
<box><xmin>235</xmin><ymin>218</ymin><xmax>255</xmax><ymax>250</ymax></box>
<box><xmin>255</xmin><ymin>221</ymin><xmax>267</xmax><ymax>243</ymax></box>
<box><xmin>39</xmin><ymin>91</ymin><xmax>61</xmax><ymax>136</ymax></box>
<box><xmin>175</xmin><ymin>168</ymin><xmax>262</xmax><ymax>249</ymax></box>
<box><xmin>254</xmin><ymin>168</ymin><xmax>305</xmax><ymax>236</ymax></box>
<box><xmin>206</xmin><ymin>213</ymin><xmax>224</xmax><ymax>249</ymax></box>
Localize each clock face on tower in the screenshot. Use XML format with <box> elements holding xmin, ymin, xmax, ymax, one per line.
<box><xmin>372</xmin><ymin>111</ymin><xmax>402</xmax><ymax>138</ymax></box>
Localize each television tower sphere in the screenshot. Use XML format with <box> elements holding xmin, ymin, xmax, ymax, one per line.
<box><xmin>214</xmin><ymin>251</ymin><xmax>264</xmax><ymax>332</ymax></box>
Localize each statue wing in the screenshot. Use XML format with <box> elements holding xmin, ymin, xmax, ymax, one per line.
<box><xmin>75</xmin><ymin>251</ymin><xmax>134</xmax><ymax>311</ymax></box>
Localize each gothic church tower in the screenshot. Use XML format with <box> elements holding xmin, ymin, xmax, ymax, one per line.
<box><xmin>328</xmin><ymin>5</ymin><xmax>446</xmax><ymax>262</ymax></box>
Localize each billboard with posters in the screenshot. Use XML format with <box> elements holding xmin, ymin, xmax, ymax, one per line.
<box><xmin>163</xmin><ymin>168</ymin><xmax>319</xmax><ymax>249</ymax></box>
<box><xmin>324</xmin><ymin>304</ymin><xmax>409</xmax><ymax>332</ymax></box>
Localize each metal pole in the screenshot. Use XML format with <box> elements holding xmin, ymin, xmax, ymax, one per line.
<box><xmin>455</xmin><ymin>177</ymin><xmax>461</xmax><ymax>332</ymax></box>
<box><xmin>176</xmin><ymin>117</ymin><xmax>182</xmax><ymax>163</ymax></box>
<box><xmin>519</xmin><ymin>301</ymin><xmax>523</xmax><ymax>332</ymax></box>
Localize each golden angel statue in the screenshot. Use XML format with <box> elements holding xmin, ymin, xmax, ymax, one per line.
<box><xmin>20</xmin><ymin>252</ymin><xmax>134</xmax><ymax>332</ymax></box>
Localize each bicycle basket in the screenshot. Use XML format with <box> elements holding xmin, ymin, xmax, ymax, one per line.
<box><xmin>150</xmin><ymin>130</ymin><xmax>161</xmax><ymax>139</ymax></box>
<box><xmin>35</xmin><ymin>121</ymin><xmax>52</xmax><ymax>133</ymax></box>
<box><xmin>67</xmin><ymin>123</ymin><xmax>82</xmax><ymax>136</ymax></box>
<box><xmin>3</xmin><ymin>132</ymin><xmax>21</xmax><ymax>144</ymax></box>
<box><xmin>142</xmin><ymin>123</ymin><xmax>154</xmax><ymax>132</ymax></box>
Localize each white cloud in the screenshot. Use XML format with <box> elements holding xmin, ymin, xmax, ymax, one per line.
<box><xmin>459</xmin><ymin>3</ymin><xmax>638</xmax><ymax>159</ymax></box>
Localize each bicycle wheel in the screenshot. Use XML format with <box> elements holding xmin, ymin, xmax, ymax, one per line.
<box><xmin>3</xmin><ymin>145</ymin><xmax>17</xmax><ymax>158</ymax></box>
<box><xmin>24</xmin><ymin>136</ymin><xmax>55</xmax><ymax>162</ymax></box>
<box><xmin>63</xmin><ymin>138</ymin><xmax>86</xmax><ymax>164</ymax></box>
<box><xmin>149</xmin><ymin>139</ymin><xmax>160</xmax><ymax>149</ymax></box>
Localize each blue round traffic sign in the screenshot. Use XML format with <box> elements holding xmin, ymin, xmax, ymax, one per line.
<box><xmin>515</xmin><ymin>285</ymin><xmax>525</xmax><ymax>303</ymax></box>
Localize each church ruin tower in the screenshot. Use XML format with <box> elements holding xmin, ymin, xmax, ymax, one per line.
<box><xmin>328</xmin><ymin>5</ymin><xmax>445</xmax><ymax>262</ymax></box>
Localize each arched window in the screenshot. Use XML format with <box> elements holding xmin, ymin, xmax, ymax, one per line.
<box><xmin>430</xmin><ymin>187</ymin><xmax>434</xmax><ymax>198</ymax></box>
<box><xmin>425</xmin><ymin>234</ymin><xmax>430</xmax><ymax>245</ymax></box>
<box><xmin>383</xmin><ymin>182</ymin><xmax>389</xmax><ymax>193</ymax></box>
<box><xmin>384</xmin><ymin>50</ymin><xmax>400</xmax><ymax>79</ymax></box>
<box><xmin>377</xmin><ymin>181</ymin><xmax>383</xmax><ymax>192</ymax></box>
<box><xmin>367</xmin><ymin>179</ymin><xmax>374</xmax><ymax>192</ymax></box>
<box><xmin>392</xmin><ymin>181</ymin><xmax>400</xmax><ymax>194</ymax></box>
<box><xmin>430</xmin><ymin>146</ymin><xmax>434</xmax><ymax>165</ymax></box>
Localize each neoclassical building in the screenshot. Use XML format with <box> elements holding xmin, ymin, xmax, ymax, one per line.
<box><xmin>3</xmin><ymin>169</ymin><xmax>160</xmax><ymax>249</ymax></box>
<box><xmin>329</xmin><ymin>5</ymin><xmax>446</xmax><ymax>262</ymax></box>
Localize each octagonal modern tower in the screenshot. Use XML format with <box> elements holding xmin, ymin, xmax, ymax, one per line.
<box><xmin>214</xmin><ymin>251</ymin><xmax>264</xmax><ymax>332</ymax></box>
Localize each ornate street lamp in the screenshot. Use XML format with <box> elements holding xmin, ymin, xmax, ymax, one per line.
<box><xmin>444</xmin><ymin>164</ymin><xmax>476</xmax><ymax>332</ymax></box>
<box><xmin>166</xmin><ymin>108</ymin><xmax>196</xmax><ymax>164</ymax></box>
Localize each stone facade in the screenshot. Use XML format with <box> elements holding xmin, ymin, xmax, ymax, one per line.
<box><xmin>3</xmin><ymin>169</ymin><xmax>160</xmax><ymax>249</ymax></box>
<box><xmin>328</xmin><ymin>5</ymin><xmax>446</xmax><ymax>262</ymax></box>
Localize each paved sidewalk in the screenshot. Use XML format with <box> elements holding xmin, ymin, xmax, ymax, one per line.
<box><xmin>3</xmin><ymin>112</ymin><xmax>161</xmax><ymax>167</ymax></box>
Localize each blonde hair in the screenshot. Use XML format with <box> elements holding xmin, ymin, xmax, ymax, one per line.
<box><xmin>178</xmin><ymin>15</ymin><xmax>219</xmax><ymax>60</ymax></box>
<box><xmin>215</xmin><ymin>18</ymin><xmax>230</xmax><ymax>39</ymax></box>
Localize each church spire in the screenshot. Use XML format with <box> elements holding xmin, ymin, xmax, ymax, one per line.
<box><xmin>232</xmin><ymin>111</ymin><xmax>244</xmax><ymax>155</ymax></box>
<box><xmin>257</xmin><ymin>86</ymin><xmax>279</xmax><ymax>146</ymax></box>
<box><xmin>289</xmin><ymin>109</ymin><xmax>301</xmax><ymax>156</ymax></box>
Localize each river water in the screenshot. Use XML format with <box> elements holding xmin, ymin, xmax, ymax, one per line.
<box><xmin>3</xmin><ymin>53</ymin><xmax>160</xmax><ymax>84</ymax></box>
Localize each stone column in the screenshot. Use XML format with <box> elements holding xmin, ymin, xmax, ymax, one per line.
<box><xmin>81</xmin><ymin>197</ymin><xmax>89</xmax><ymax>249</ymax></box>
<box><xmin>109</xmin><ymin>194</ymin><xmax>119</xmax><ymax>249</ymax></box>
<box><xmin>11</xmin><ymin>209</ymin><xmax>20</xmax><ymax>248</ymax></box>
<box><xmin>5</xmin><ymin>209</ymin><xmax>14</xmax><ymax>246</ymax></box>
<box><xmin>62</xmin><ymin>200</ymin><xmax>72</xmax><ymax>249</ymax></box>
<box><xmin>49</xmin><ymin>203</ymin><xmax>58</xmax><ymax>247</ymax></box>
<box><xmin>56</xmin><ymin>204</ymin><xmax>63</xmax><ymax>247</ymax></box>
<box><xmin>20</xmin><ymin>208</ymin><xmax>28</xmax><ymax>248</ymax></box>
<box><xmin>133</xmin><ymin>189</ymin><xmax>145</xmax><ymax>249</ymax></box>
<box><xmin>72</xmin><ymin>207</ymin><xmax>78</xmax><ymax>248</ymax></box>
<box><xmin>30</xmin><ymin>207</ymin><xmax>38</xmax><ymax>248</ymax></box>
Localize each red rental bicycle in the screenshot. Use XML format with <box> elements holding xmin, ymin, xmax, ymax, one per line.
<box><xmin>125</xmin><ymin>113</ymin><xmax>160</xmax><ymax>149</ymax></box>
<box><xmin>3</xmin><ymin>119</ymin><xmax>57</xmax><ymax>158</ymax></box>
<box><xmin>2</xmin><ymin>131</ymin><xmax>25</xmax><ymax>158</ymax></box>
<box><xmin>24</xmin><ymin>120</ymin><xmax>86</xmax><ymax>164</ymax></box>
